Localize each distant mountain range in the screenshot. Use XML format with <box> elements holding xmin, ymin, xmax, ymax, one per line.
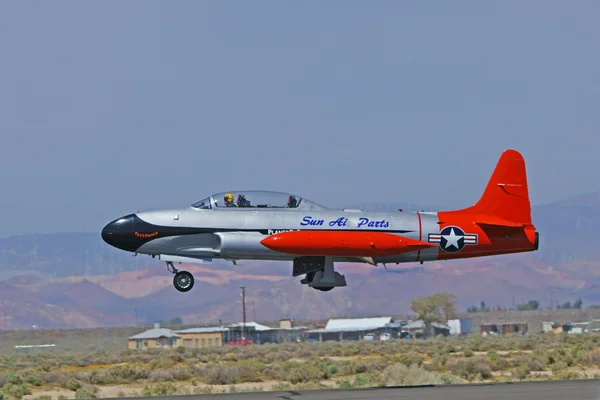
<box><xmin>1</xmin><ymin>193</ymin><xmax>600</xmax><ymax>330</ymax></box>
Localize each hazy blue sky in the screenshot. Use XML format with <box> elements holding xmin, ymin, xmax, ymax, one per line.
<box><xmin>0</xmin><ymin>1</ymin><xmax>598</xmax><ymax>237</ymax></box>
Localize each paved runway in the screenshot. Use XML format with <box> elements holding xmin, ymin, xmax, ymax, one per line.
<box><xmin>123</xmin><ymin>379</ymin><xmax>600</xmax><ymax>400</ymax></box>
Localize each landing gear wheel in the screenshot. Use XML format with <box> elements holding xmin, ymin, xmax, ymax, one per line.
<box><xmin>173</xmin><ymin>271</ymin><xmax>194</xmax><ymax>292</ymax></box>
<box><xmin>315</xmin><ymin>286</ymin><xmax>333</xmax><ymax>292</ymax></box>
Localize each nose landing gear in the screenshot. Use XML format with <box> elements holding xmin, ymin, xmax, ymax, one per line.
<box><xmin>167</xmin><ymin>261</ymin><xmax>195</xmax><ymax>292</ymax></box>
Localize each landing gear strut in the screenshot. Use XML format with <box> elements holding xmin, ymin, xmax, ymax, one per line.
<box><xmin>295</xmin><ymin>256</ymin><xmax>347</xmax><ymax>292</ymax></box>
<box><xmin>167</xmin><ymin>261</ymin><xmax>195</xmax><ymax>292</ymax></box>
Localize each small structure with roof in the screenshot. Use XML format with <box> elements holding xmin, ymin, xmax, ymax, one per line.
<box><xmin>480</xmin><ymin>322</ymin><xmax>527</xmax><ymax>336</ymax></box>
<box><xmin>379</xmin><ymin>320</ymin><xmax>411</xmax><ymax>338</ymax></box>
<box><xmin>279</xmin><ymin>319</ymin><xmax>294</xmax><ymax>329</ymax></box>
<box><xmin>402</xmin><ymin>320</ymin><xmax>450</xmax><ymax>338</ymax></box>
<box><xmin>176</xmin><ymin>326</ymin><xmax>229</xmax><ymax>348</ymax></box>
<box><xmin>305</xmin><ymin>317</ymin><xmax>394</xmax><ymax>341</ymax></box>
<box><xmin>127</xmin><ymin>319</ymin><xmax>310</xmax><ymax>349</ymax></box>
<box><xmin>225</xmin><ymin>321</ymin><xmax>283</xmax><ymax>344</ymax></box>
<box><xmin>127</xmin><ymin>323</ymin><xmax>179</xmax><ymax>350</ymax></box>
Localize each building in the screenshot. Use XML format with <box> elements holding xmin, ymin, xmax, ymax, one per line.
<box><xmin>127</xmin><ymin>323</ymin><xmax>179</xmax><ymax>350</ymax></box>
<box><xmin>402</xmin><ymin>320</ymin><xmax>450</xmax><ymax>338</ymax></box>
<box><xmin>379</xmin><ymin>320</ymin><xmax>411</xmax><ymax>338</ymax></box>
<box><xmin>126</xmin><ymin>319</ymin><xmax>307</xmax><ymax>349</ymax></box>
<box><xmin>279</xmin><ymin>319</ymin><xmax>294</xmax><ymax>329</ymax></box>
<box><xmin>225</xmin><ymin>321</ymin><xmax>273</xmax><ymax>344</ymax></box>
<box><xmin>224</xmin><ymin>321</ymin><xmax>308</xmax><ymax>344</ymax></box>
<box><xmin>479</xmin><ymin>322</ymin><xmax>527</xmax><ymax>336</ymax></box>
<box><xmin>176</xmin><ymin>327</ymin><xmax>228</xmax><ymax>348</ymax></box>
<box><xmin>448</xmin><ymin>318</ymin><xmax>472</xmax><ymax>335</ymax></box>
<box><xmin>305</xmin><ymin>317</ymin><xmax>394</xmax><ymax>341</ymax></box>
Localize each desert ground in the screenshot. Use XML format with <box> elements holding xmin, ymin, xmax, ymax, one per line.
<box><xmin>2</xmin><ymin>327</ymin><xmax>600</xmax><ymax>399</ymax></box>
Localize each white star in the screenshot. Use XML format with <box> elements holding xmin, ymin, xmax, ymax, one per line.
<box><xmin>442</xmin><ymin>228</ymin><xmax>462</xmax><ymax>249</ymax></box>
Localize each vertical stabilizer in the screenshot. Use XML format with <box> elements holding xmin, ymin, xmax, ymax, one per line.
<box><xmin>461</xmin><ymin>149</ymin><xmax>532</xmax><ymax>226</ymax></box>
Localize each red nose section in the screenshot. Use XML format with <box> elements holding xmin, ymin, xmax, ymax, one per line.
<box><xmin>260</xmin><ymin>230</ymin><xmax>436</xmax><ymax>257</ymax></box>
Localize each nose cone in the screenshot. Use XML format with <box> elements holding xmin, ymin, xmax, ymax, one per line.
<box><xmin>102</xmin><ymin>214</ymin><xmax>144</xmax><ymax>252</ymax></box>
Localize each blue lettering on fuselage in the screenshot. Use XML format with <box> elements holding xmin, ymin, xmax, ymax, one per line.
<box><xmin>300</xmin><ymin>216</ymin><xmax>389</xmax><ymax>228</ymax></box>
<box><xmin>329</xmin><ymin>217</ymin><xmax>347</xmax><ymax>227</ymax></box>
<box><xmin>357</xmin><ymin>217</ymin><xmax>390</xmax><ymax>228</ymax></box>
<box><xmin>300</xmin><ymin>216</ymin><xmax>324</xmax><ymax>226</ymax></box>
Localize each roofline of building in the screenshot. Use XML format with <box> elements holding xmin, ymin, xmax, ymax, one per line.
<box><xmin>128</xmin><ymin>333</ymin><xmax>180</xmax><ymax>340</ymax></box>
<box><xmin>306</xmin><ymin>326</ymin><xmax>388</xmax><ymax>333</ymax></box>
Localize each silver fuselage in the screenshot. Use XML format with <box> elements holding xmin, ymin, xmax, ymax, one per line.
<box><xmin>133</xmin><ymin>206</ymin><xmax>441</xmax><ymax>264</ymax></box>
<box><xmin>101</xmin><ymin>189</ymin><xmax>538</xmax><ymax>267</ymax></box>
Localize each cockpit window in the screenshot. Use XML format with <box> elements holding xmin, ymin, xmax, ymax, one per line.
<box><xmin>213</xmin><ymin>191</ymin><xmax>303</xmax><ymax>209</ymax></box>
<box><xmin>191</xmin><ymin>197</ymin><xmax>212</xmax><ymax>209</ymax></box>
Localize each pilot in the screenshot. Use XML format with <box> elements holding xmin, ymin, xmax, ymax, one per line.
<box><xmin>287</xmin><ymin>195</ymin><xmax>297</xmax><ymax>208</ymax></box>
<box><xmin>237</xmin><ymin>194</ymin><xmax>250</xmax><ymax>207</ymax></box>
<box><xmin>224</xmin><ymin>193</ymin><xmax>237</xmax><ymax>207</ymax></box>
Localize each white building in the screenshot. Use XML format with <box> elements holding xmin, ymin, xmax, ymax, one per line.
<box><xmin>305</xmin><ymin>317</ymin><xmax>394</xmax><ymax>341</ymax></box>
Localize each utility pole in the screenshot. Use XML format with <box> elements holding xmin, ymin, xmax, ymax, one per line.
<box><xmin>240</xmin><ymin>286</ymin><xmax>247</xmax><ymax>341</ymax></box>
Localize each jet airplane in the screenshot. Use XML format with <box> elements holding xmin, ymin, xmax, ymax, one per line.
<box><xmin>101</xmin><ymin>149</ymin><xmax>539</xmax><ymax>293</ymax></box>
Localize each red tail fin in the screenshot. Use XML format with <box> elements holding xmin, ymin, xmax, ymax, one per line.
<box><xmin>464</xmin><ymin>149</ymin><xmax>532</xmax><ymax>226</ymax></box>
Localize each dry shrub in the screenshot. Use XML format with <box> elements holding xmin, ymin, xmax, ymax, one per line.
<box><xmin>141</xmin><ymin>381</ymin><xmax>179</xmax><ymax>396</ymax></box>
<box><xmin>149</xmin><ymin>370</ymin><xmax>175</xmax><ymax>382</ymax></box>
<box><xmin>279</xmin><ymin>359</ymin><xmax>330</xmax><ymax>384</ymax></box>
<box><xmin>447</xmin><ymin>357</ymin><xmax>492</xmax><ymax>380</ymax></box>
<box><xmin>338</xmin><ymin>360</ymin><xmax>368</xmax><ymax>375</ymax></box>
<box><xmin>583</xmin><ymin>348</ymin><xmax>600</xmax><ymax>365</ymax></box>
<box><xmin>38</xmin><ymin>371</ymin><xmax>63</xmax><ymax>385</ymax></box>
<box><xmin>205</xmin><ymin>364</ymin><xmax>240</xmax><ymax>385</ymax></box>
<box><xmin>149</xmin><ymin>357</ymin><xmax>177</xmax><ymax>369</ymax></box>
<box><xmin>222</xmin><ymin>352</ymin><xmax>239</xmax><ymax>362</ymax></box>
<box><xmin>490</xmin><ymin>359</ymin><xmax>513</xmax><ymax>372</ymax></box>
<box><xmin>85</xmin><ymin>364</ymin><xmax>149</xmax><ymax>385</ymax></box>
<box><xmin>397</xmin><ymin>353</ymin><xmax>424</xmax><ymax>367</ymax></box>
<box><xmin>550</xmin><ymin>361</ymin><xmax>569</xmax><ymax>377</ymax></box>
<box><xmin>556</xmin><ymin>370</ymin><xmax>582</xmax><ymax>380</ymax></box>
<box><xmin>425</xmin><ymin>356</ymin><xmax>446</xmax><ymax>372</ymax></box>
<box><xmin>367</xmin><ymin>357</ymin><xmax>393</xmax><ymax>372</ymax></box>
<box><xmin>380</xmin><ymin>363</ymin><xmax>446</xmax><ymax>386</ymax></box>
<box><xmin>513</xmin><ymin>365</ymin><xmax>530</xmax><ymax>380</ymax></box>
<box><xmin>264</xmin><ymin>350</ymin><xmax>292</xmax><ymax>363</ymax></box>
<box><xmin>235</xmin><ymin>359</ymin><xmax>265</xmax><ymax>382</ymax></box>
<box><xmin>543</xmin><ymin>346</ymin><xmax>577</xmax><ymax>368</ymax></box>
<box><xmin>518</xmin><ymin>337</ymin><xmax>535</xmax><ymax>351</ymax></box>
<box><xmin>295</xmin><ymin>348</ymin><xmax>313</xmax><ymax>359</ymax></box>
<box><xmin>527</xmin><ymin>357</ymin><xmax>545</xmax><ymax>371</ymax></box>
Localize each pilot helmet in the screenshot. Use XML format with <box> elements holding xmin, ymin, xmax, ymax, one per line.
<box><xmin>224</xmin><ymin>193</ymin><xmax>233</xmax><ymax>203</ymax></box>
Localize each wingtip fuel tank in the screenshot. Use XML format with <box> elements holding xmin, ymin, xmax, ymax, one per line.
<box><xmin>260</xmin><ymin>230</ymin><xmax>436</xmax><ymax>257</ymax></box>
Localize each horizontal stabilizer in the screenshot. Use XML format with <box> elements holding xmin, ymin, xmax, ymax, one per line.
<box><xmin>260</xmin><ymin>230</ymin><xmax>435</xmax><ymax>257</ymax></box>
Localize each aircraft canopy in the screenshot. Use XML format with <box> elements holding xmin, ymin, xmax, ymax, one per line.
<box><xmin>191</xmin><ymin>190</ymin><xmax>326</xmax><ymax>210</ymax></box>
